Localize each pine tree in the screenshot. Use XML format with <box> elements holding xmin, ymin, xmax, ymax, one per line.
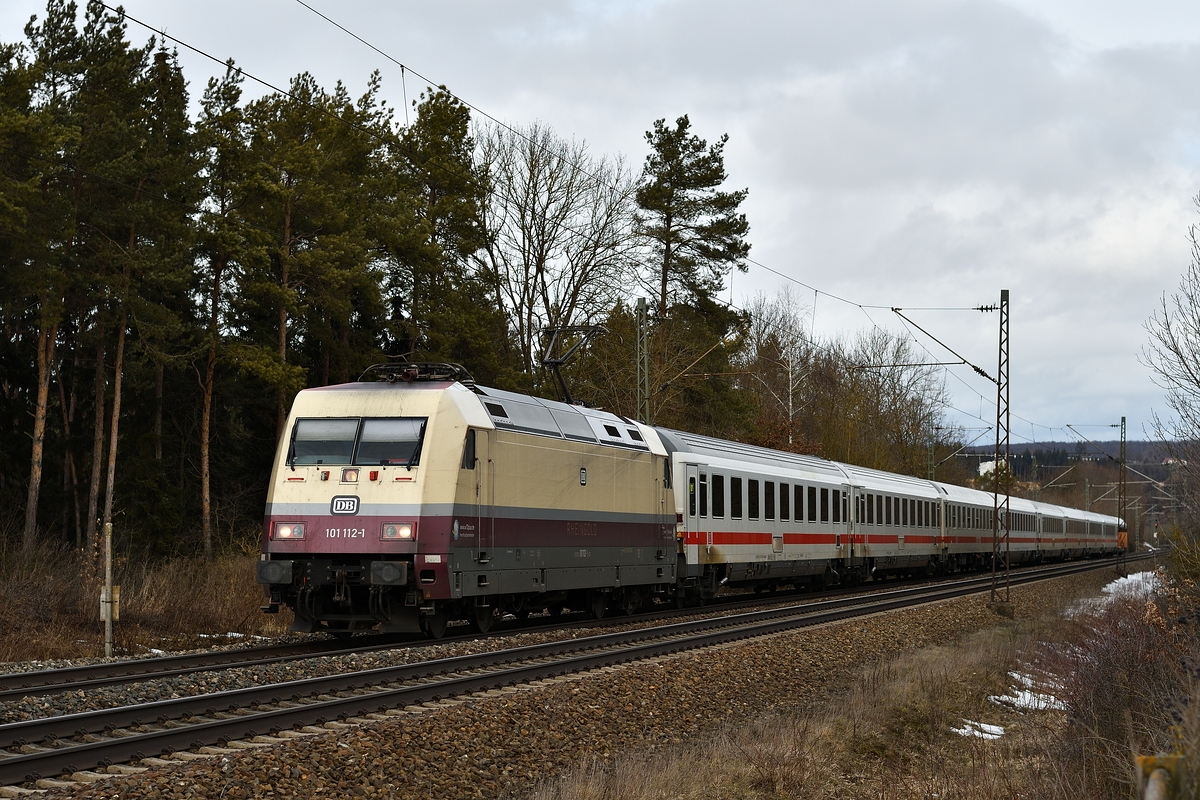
<box><xmin>6</xmin><ymin>0</ymin><xmax>84</xmax><ymax>551</ymax></box>
<box><xmin>628</xmin><ymin>115</ymin><xmax>753</xmax><ymax>437</ymax></box>
<box><xmin>636</xmin><ymin>114</ymin><xmax>750</xmax><ymax>316</ymax></box>
<box><xmin>390</xmin><ymin>88</ymin><xmax>510</xmax><ymax>383</ymax></box>
<box><xmin>194</xmin><ymin>63</ymin><xmax>248</xmax><ymax>557</ymax></box>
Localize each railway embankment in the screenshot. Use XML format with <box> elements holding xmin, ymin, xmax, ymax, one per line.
<box><xmin>15</xmin><ymin>565</ymin><xmax>1159</xmax><ymax>800</ymax></box>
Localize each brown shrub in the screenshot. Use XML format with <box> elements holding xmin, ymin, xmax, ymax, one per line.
<box><xmin>0</xmin><ymin>538</ymin><xmax>292</xmax><ymax>662</ymax></box>
<box><xmin>1021</xmin><ymin>588</ymin><xmax>1192</xmax><ymax>800</ymax></box>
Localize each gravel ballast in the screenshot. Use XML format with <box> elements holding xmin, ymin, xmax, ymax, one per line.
<box><xmin>20</xmin><ymin>569</ymin><xmax>1120</xmax><ymax>799</ymax></box>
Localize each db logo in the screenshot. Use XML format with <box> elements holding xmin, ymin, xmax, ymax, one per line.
<box><xmin>330</xmin><ymin>496</ymin><xmax>360</xmax><ymax>515</ymax></box>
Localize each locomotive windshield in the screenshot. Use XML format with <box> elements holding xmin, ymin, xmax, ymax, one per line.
<box><xmin>291</xmin><ymin>418</ymin><xmax>357</xmax><ymax>464</ymax></box>
<box><xmin>355</xmin><ymin>418</ymin><xmax>426</xmax><ymax>465</ymax></box>
<box><xmin>289</xmin><ymin>417</ymin><xmax>427</xmax><ymax>466</ymax></box>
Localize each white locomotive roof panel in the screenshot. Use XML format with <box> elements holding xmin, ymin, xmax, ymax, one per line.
<box><xmin>471</xmin><ymin>386</ymin><xmax>658</xmax><ymax>454</ymax></box>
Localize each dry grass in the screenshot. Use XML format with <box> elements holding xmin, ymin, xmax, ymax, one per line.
<box><xmin>0</xmin><ymin>538</ymin><xmax>293</xmax><ymax>662</ymax></box>
<box><xmin>525</xmin><ymin>574</ymin><xmax>1199</xmax><ymax>800</ymax></box>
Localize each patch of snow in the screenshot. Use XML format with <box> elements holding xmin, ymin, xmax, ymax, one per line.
<box><xmin>990</xmin><ymin>688</ymin><xmax>1066</xmax><ymax>712</ymax></box>
<box><xmin>951</xmin><ymin>719</ymin><xmax>1005</xmax><ymax>739</ymax></box>
<box><xmin>1101</xmin><ymin>572</ymin><xmax>1161</xmax><ymax>601</ymax></box>
<box><xmin>1068</xmin><ymin>571</ymin><xmax>1162</xmax><ymax>617</ymax></box>
<box><xmin>989</xmin><ymin>671</ymin><xmax>1067</xmax><ymax>712</ymax></box>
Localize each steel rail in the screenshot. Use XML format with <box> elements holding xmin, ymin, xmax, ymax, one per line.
<box><xmin>0</xmin><ymin>634</ymin><xmax>416</xmax><ymax>696</ymax></box>
<box><xmin>0</xmin><ymin>556</ymin><xmax>1140</xmax><ymax>786</ymax></box>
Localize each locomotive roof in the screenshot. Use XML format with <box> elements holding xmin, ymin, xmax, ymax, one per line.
<box><xmin>473</xmin><ymin>385</ymin><xmax>665</xmax><ymax>455</ymax></box>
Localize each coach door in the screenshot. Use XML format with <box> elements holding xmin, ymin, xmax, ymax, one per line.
<box><xmin>843</xmin><ymin>484</ymin><xmax>858</xmax><ymax>568</ymax></box>
<box><xmin>685</xmin><ymin>465</ymin><xmax>700</xmax><ymax>540</ymax></box>
<box><xmin>684</xmin><ymin>465</ymin><xmax>713</xmax><ymax>555</ymax></box>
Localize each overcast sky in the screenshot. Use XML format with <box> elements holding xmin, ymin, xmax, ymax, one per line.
<box><xmin>6</xmin><ymin>0</ymin><xmax>1200</xmax><ymax>444</ymax></box>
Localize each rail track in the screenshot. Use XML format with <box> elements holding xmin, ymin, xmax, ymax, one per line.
<box><xmin>0</xmin><ymin>554</ymin><xmax>1144</xmax><ymax>704</ymax></box>
<box><xmin>0</xmin><ymin>555</ymin><xmax>1145</xmax><ymax>788</ymax></box>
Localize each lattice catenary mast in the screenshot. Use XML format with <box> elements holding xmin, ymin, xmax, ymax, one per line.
<box><xmin>991</xmin><ymin>289</ymin><xmax>1011</xmax><ymax>604</ymax></box>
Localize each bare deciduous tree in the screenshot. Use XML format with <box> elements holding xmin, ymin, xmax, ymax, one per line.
<box><xmin>739</xmin><ymin>287</ymin><xmax>817</xmax><ymax>451</ymax></box>
<box><xmin>1145</xmin><ymin>216</ymin><xmax>1200</xmax><ymax>472</ymax></box>
<box><xmin>737</xmin><ymin>291</ymin><xmax>958</xmax><ymax>475</ymax></box>
<box><xmin>474</xmin><ymin>122</ymin><xmax>638</xmax><ymax>376</ymax></box>
<box><xmin>1144</xmin><ymin>203</ymin><xmax>1200</xmax><ymax>582</ymax></box>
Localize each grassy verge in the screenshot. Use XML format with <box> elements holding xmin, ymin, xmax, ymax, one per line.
<box><xmin>526</xmin><ymin>568</ymin><xmax>1199</xmax><ymax>800</ymax></box>
<box><xmin>0</xmin><ymin>541</ymin><xmax>293</xmax><ymax>662</ymax></box>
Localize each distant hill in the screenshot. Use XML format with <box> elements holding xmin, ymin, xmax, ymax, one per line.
<box><xmin>962</xmin><ymin>440</ymin><xmax>1169</xmax><ymax>465</ymax></box>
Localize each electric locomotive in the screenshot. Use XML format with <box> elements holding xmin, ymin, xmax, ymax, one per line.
<box><xmin>257</xmin><ymin>364</ymin><xmax>676</xmax><ymax>638</ymax></box>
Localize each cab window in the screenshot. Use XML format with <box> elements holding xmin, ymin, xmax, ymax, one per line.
<box><xmin>291</xmin><ymin>418</ymin><xmax>358</xmax><ymax>465</ymax></box>
<box><xmin>355</xmin><ymin>418</ymin><xmax>427</xmax><ymax>466</ymax></box>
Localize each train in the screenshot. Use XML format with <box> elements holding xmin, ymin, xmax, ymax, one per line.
<box><xmin>256</xmin><ymin>363</ymin><xmax>1125</xmax><ymax>638</ymax></box>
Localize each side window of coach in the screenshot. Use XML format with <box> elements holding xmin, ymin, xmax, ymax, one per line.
<box><xmin>731</xmin><ymin>477</ymin><xmax>743</xmax><ymax>519</ymax></box>
<box><xmin>712</xmin><ymin>475</ymin><xmax>725</xmax><ymax>518</ymax></box>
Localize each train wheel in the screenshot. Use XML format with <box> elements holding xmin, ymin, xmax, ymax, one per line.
<box><xmin>588</xmin><ymin>590</ymin><xmax>608</xmax><ymax>620</ymax></box>
<box><xmin>421</xmin><ymin>607</ymin><xmax>449</xmax><ymax>640</ymax></box>
<box><xmin>621</xmin><ymin>588</ymin><xmax>642</xmax><ymax>616</ymax></box>
<box><xmin>469</xmin><ymin>604</ymin><xmax>495</xmax><ymax>634</ymax></box>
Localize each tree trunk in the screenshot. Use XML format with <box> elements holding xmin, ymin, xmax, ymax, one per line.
<box><xmin>200</xmin><ymin>341</ymin><xmax>216</xmax><ymax>560</ymax></box>
<box><xmin>103</xmin><ymin>211</ymin><xmax>140</xmax><ymax>534</ymax></box>
<box><xmin>154</xmin><ymin>360</ymin><xmax>163</xmax><ymax>460</ymax></box>
<box><xmin>57</xmin><ymin>354</ymin><xmax>83</xmax><ymax>548</ymax></box>
<box><xmin>101</xmin><ymin>302</ymin><xmax>127</xmax><ymax>531</ymax></box>
<box><xmin>658</xmin><ymin>211</ymin><xmax>673</xmax><ymax>318</ymax></box>
<box><xmin>276</xmin><ymin>195</ymin><xmax>292</xmax><ymax>440</ymax></box>
<box><xmin>199</xmin><ymin>253</ymin><xmax>224</xmax><ymax>561</ymax></box>
<box><xmin>85</xmin><ymin>331</ymin><xmax>105</xmax><ymax>554</ymax></box>
<box><xmin>22</xmin><ymin>317</ymin><xmax>58</xmax><ymax>553</ymax></box>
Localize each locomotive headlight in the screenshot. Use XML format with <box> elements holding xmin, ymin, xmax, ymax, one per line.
<box><xmin>273</xmin><ymin>522</ymin><xmax>306</xmax><ymax>539</ymax></box>
<box><xmin>382</xmin><ymin>522</ymin><xmax>415</xmax><ymax>540</ymax></box>
<box><xmin>341</xmin><ymin>468</ymin><xmax>359</xmax><ymax>482</ymax></box>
